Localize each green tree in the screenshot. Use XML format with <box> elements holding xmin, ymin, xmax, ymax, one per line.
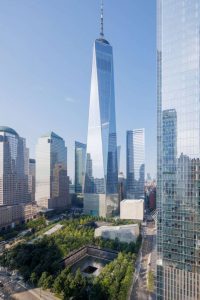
<box><xmin>147</xmin><ymin>270</ymin><xmax>154</xmax><ymax>292</ymax></box>
<box><xmin>30</xmin><ymin>272</ymin><xmax>37</xmax><ymax>285</ymax></box>
<box><xmin>38</xmin><ymin>272</ymin><xmax>53</xmax><ymax>289</ymax></box>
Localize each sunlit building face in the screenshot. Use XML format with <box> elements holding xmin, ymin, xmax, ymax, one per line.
<box><xmin>157</xmin><ymin>1</ymin><xmax>200</xmax><ymax>299</ymax></box>
<box><xmin>75</xmin><ymin>141</ymin><xmax>86</xmax><ymax>194</ymax></box>
<box><xmin>84</xmin><ymin>36</ymin><xmax>118</xmax><ymax>217</ymax></box>
<box><xmin>36</xmin><ymin>132</ymin><xmax>69</xmax><ymax>209</ymax></box>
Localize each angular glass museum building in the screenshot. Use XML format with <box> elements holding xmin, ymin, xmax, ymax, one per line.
<box><xmin>84</xmin><ymin>6</ymin><xmax>118</xmax><ymax>217</ymax></box>
<box><xmin>157</xmin><ymin>0</ymin><xmax>200</xmax><ymax>299</ymax></box>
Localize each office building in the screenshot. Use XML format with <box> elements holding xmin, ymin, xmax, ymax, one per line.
<box><xmin>118</xmin><ymin>171</ymin><xmax>126</xmax><ymax>202</ymax></box>
<box><xmin>0</xmin><ymin>203</ymin><xmax>38</xmax><ymax>230</ymax></box>
<box><xmin>126</xmin><ymin>129</ymin><xmax>145</xmax><ymax>199</ymax></box>
<box><xmin>117</xmin><ymin>145</ymin><xmax>121</xmax><ymax>174</ymax></box>
<box><xmin>84</xmin><ymin>3</ymin><xmax>118</xmax><ymax>217</ymax></box>
<box><xmin>75</xmin><ymin>141</ymin><xmax>86</xmax><ymax>194</ymax></box>
<box><xmin>0</xmin><ymin>126</ymin><xmax>29</xmax><ymax>206</ymax></box>
<box><xmin>28</xmin><ymin>159</ymin><xmax>36</xmax><ymax>202</ymax></box>
<box><xmin>35</xmin><ymin>132</ymin><xmax>69</xmax><ymax>209</ymax></box>
<box><xmin>157</xmin><ymin>1</ymin><xmax>200</xmax><ymax>299</ymax></box>
<box><xmin>0</xmin><ymin>126</ymin><xmax>38</xmax><ymax>229</ymax></box>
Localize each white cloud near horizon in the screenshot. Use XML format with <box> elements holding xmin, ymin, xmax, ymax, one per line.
<box><xmin>65</xmin><ymin>96</ymin><xmax>76</xmax><ymax>103</ymax></box>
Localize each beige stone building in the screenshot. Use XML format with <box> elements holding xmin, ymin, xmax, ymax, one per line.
<box><xmin>0</xmin><ymin>203</ymin><xmax>38</xmax><ymax>230</ymax></box>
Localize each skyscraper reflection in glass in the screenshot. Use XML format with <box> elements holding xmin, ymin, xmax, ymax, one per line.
<box><xmin>84</xmin><ymin>3</ymin><xmax>118</xmax><ymax>217</ymax></box>
<box><xmin>157</xmin><ymin>1</ymin><xmax>200</xmax><ymax>299</ymax></box>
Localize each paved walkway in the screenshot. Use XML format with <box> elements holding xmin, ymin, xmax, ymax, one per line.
<box><xmin>130</xmin><ymin>223</ymin><xmax>156</xmax><ymax>300</ymax></box>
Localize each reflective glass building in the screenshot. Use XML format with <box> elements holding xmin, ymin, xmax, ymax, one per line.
<box><xmin>0</xmin><ymin>126</ymin><xmax>29</xmax><ymax>206</ymax></box>
<box><xmin>36</xmin><ymin>132</ymin><xmax>69</xmax><ymax>209</ymax></box>
<box><xmin>157</xmin><ymin>1</ymin><xmax>200</xmax><ymax>299</ymax></box>
<box><xmin>84</xmin><ymin>5</ymin><xmax>118</xmax><ymax>217</ymax></box>
<box><xmin>117</xmin><ymin>145</ymin><xmax>121</xmax><ymax>174</ymax></box>
<box><xmin>28</xmin><ymin>159</ymin><xmax>36</xmax><ymax>202</ymax></box>
<box><xmin>126</xmin><ymin>129</ymin><xmax>145</xmax><ymax>199</ymax></box>
<box><xmin>75</xmin><ymin>141</ymin><xmax>86</xmax><ymax>194</ymax></box>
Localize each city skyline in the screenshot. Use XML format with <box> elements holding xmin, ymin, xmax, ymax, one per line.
<box><xmin>0</xmin><ymin>0</ymin><xmax>156</xmax><ymax>180</ymax></box>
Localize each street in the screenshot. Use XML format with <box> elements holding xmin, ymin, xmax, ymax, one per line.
<box><xmin>130</xmin><ymin>221</ymin><xmax>156</xmax><ymax>300</ymax></box>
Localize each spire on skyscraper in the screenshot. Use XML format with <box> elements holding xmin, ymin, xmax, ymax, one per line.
<box><xmin>100</xmin><ymin>0</ymin><xmax>104</xmax><ymax>38</ymax></box>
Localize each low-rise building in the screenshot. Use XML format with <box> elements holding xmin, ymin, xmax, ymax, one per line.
<box><xmin>120</xmin><ymin>199</ymin><xmax>144</xmax><ymax>221</ymax></box>
<box><xmin>94</xmin><ymin>224</ymin><xmax>139</xmax><ymax>243</ymax></box>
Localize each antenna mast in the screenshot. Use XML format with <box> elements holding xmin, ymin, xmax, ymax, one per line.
<box><xmin>100</xmin><ymin>0</ymin><xmax>104</xmax><ymax>38</ymax></box>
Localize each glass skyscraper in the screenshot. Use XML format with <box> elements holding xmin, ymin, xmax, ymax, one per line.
<box><xmin>157</xmin><ymin>1</ymin><xmax>200</xmax><ymax>299</ymax></box>
<box><xmin>75</xmin><ymin>141</ymin><xmax>86</xmax><ymax>194</ymax></box>
<box><xmin>117</xmin><ymin>145</ymin><xmax>121</xmax><ymax>174</ymax></box>
<box><xmin>28</xmin><ymin>159</ymin><xmax>36</xmax><ymax>202</ymax></box>
<box><xmin>126</xmin><ymin>129</ymin><xmax>145</xmax><ymax>199</ymax></box>
<box><xmin>36</xmin><ymin>132</ymin><xmax>69</xmax><ymax>210</ymax></box>
<box><xmin>0</xmin><ymin>126</ymin><xmax>29</xmax><ymax>206</ymax></box>
<box><xmin>84</xmin><ymin>3</ymin><xmax>118</xmax><ymax>217</ymax></box>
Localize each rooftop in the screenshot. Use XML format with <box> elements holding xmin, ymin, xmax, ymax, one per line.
<box><xmin>0</xmin><ymin>126</ymin><xmax>19</xmax><ymax>136</ymax></box>
<box><xmin>96</xmin><ymin>38</ymin><xmax>110</xmax><ymax>45</ymax></box>
<box><xmin>97</xmin><ymin>224</ymin><xmax>139</xmax><ymax>231</ymax></box>
<box><xmin>121</xmin><ymin>199</ymin><xmax>144</xmax><ymax>203</ymax></box>
<box><xmin>41</xmin><ymin>131</ymin><xmax>63</xmax><ymax>140</ymax></box>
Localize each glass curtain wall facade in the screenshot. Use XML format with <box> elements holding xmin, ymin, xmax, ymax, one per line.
<box><xmin>0</xmin><ymin>126</ymin><xmax>29</xmax><ymax>206</ymax></box>
<box><xmin>28</xmin><ymin>159</ymin><xmax>36</xmax><ymax>202</ymax></box>
<box><xmin>157</xmin><ymin>1</ymin><xmax>200</xmax><ymax>299</ymax></box>
<box><xmin>117</xmin><ymin>145</ymin><xmax>121</xmax><ymax>174</ymax></box>
<box><xmin>84</xmin><ymin>36</ymin><xmax>118</xmax><ymax>217</ymax></box>
<box><xmin>36</xmin><ymin>132</ymin><xmax>69</xmax><ymax>209</ymax></box>
<box><xmin>126</xmin><ymin>129</ymin><xmax>145</xmax><ymax>199</ymax></box>
<box><xmin>75</xmin><ymin>141</ymin><xmax>86</xmax><ymax>194</ymax></box>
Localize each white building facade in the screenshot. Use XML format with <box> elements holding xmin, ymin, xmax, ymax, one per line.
<box><xmin>120</xmin><ymin>199</ymin><xmax>144</xmax><ymax>221</ymax></box>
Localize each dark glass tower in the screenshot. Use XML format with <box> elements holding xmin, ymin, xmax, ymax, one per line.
<box><xmin>126</xmin><ymin>129</ymin><xmax>145</xmax><ymax>199</ymax></box>
<box><xmin>75</xmin><ymin>141</ymin><xmax>86</xmax><ymax>194</ymax></box>
<box><xmin>84</xmin><ymin>2</ymin><xmax>118</xmax><ymax>217</ymax></box>
<box><xmin>157</xmin><ymin>1</ymin><xmax>200</xmax><ymax>299</ymax></box>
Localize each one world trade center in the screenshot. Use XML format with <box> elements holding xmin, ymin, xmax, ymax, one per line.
<box><xmin>84</xmin><ymin>2</ymin><xmax>118</xmax><ymax>217</ymax></box>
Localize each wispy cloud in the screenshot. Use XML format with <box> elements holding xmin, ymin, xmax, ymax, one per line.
<box><xmin>65</xmin><ymin>96</ymin><xmax>76</xmax><ymax>103</ymax></box>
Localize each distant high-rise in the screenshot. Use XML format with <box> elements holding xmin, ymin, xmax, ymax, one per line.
<box><xmin>35</xmin><ymin>132</ymin><xmax>69</xmax><ymax>209</ymax></box>
<box><xmin>75</xmin><ymin>141</ymin><xmax>86</xmax><ymax>194</ymax></box>
<box><xmin>157</xmin><ymin>1</ymin><xmax>200</xmax><ymax>299</ymax></box>
<box><xmin>28</xmin><ymin>159</ymin><xmax>36</xmax><ymax>202</ymax></box>
<box><xmin>117</xmin><ymin>145</ymin><xmax>121</xmax><ymax>174</ymax></box>
<box><xmin>118</xmin><ymin>172</ymin><xmax>126</xmax><ymax>202</ymax></box>
<box><xmin>126</xmin><ymin>129</ymin><xmax>145</xmax><ymax>199</ymax></box>
<box><xmin>0</xmin><ymin>126</ymin><xmax>29</xmax><ymax>206</ymax></box>
<box><xmin>84</xmin><ymin>2</ymin><xmax>118</xmax><ymax>217</ymax></box>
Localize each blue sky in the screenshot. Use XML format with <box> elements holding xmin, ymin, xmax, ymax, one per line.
<box><xmin>0</xmin><ymin>0</ymin><xmax>156</xmax><ymax>180</ymax></box>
